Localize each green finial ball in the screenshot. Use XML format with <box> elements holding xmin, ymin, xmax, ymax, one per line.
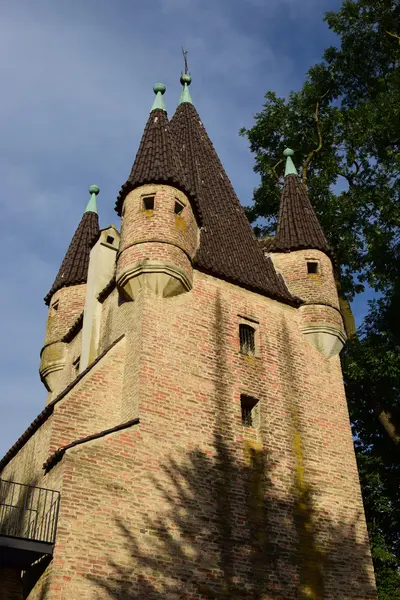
<box><xmin>89</xmin><ymin>184</ymin><xmax>100</xmax><ymax>195</ymax></box>
<box><xmin>283</xmin><ymin>148</ymin><xmax>294</xmax><ymax>157</ymax></box>
<box><xmin>180</xmin><ymin>73</ymin><xmax>192</xmax><ymax>86</ymax></box>
<box><xmin>153</xmin><ymin>82</ymin><xmax>166</xmax><ymax>95</ymax></box>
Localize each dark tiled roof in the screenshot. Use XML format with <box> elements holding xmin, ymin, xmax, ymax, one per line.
<box><xmin>270</xmin><ymin>174</ymin><xmax>332</xmax><ymax>256</ymax></box>
<box><xmin>44</xmin><ymin>211</ymin><xmax>100</xmax><ymax>305</ymax></box>
<box><xmin>0</xmin><ymin>335</ymin><xmax>125</xmax><ymax>473</ymax></box>
<box><xmin>115</xmin><ymin>109</ymin><xmax>200</xmax><ymax>221</ymax></box>
<box><xmin>170</xmin><ymin>103</ymin><xmax>298</xmax><ymax>305</ymax></box>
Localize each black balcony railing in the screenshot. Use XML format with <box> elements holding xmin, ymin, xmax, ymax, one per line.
<box><xmin>0</xmin><ymin>479</ymin><xmax>60</xmax><ymax>567</ymax></box>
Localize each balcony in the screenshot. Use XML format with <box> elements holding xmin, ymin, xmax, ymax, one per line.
<box><xmin>0</xmin><ymin>479</ymin><xmax>60</xmax><ymax>569</ymax></box>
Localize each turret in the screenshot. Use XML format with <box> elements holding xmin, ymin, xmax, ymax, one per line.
<box><xmin>266</xmin><ymin>149</ymin><xmax>346</xmax><ymax>358</ymax></box>
<box><xmin>40</xmin><ymin>186</ymin><xmax>100</xmax><ymax>390</ymax></box>
<box><xmin>115</xmin><ymin>83</ymin><xmax>201</xmax><ymax>300</ymax></box>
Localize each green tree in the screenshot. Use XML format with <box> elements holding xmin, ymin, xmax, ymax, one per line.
<box><xmin>241</xmin><ymin>0</ymin><xmax>400</xmax><ymax>596</ymax></box>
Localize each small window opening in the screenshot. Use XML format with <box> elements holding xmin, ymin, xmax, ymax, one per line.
<box><xmin>307</xmin><ymin>261</ymin><xmax>319</xmax><ymax>275</ymax></box>
<box><xmin>174</xmin><ymin>200</ymin><xmax>185</xmax><ymax>216</ymax></box>
<box><xmin>241</xmin><ymin>395</ymin><xmax>260</xmax><ymax>428</ymax></box>
<box><xmin>73</xmin><ymin>356</ymin><xmax>80</xmax><ymax>376</ymax></box>
<box><xmin>239</xmin><ymin>324</ymin><xmax>255</xmax><ymax>355</ymax></box>
<box><xmin>142</xmin><ymin>195</ymin><xmax>155</xmax><ymax>211</ymax></box>
<box><xmin>50</xmin><ymin>300</ymin><xmax>59</xmax><ymax>315</ymax></box>
<box><xmin>106</xmin><ymin>235</ymin><xmax>114</xmax><ymax>245</ymax></box>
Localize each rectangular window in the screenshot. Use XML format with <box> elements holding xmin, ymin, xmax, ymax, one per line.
<box><xmin>240</xmin><ymin>395</ymin><xmax>260</xmax><ymax>428</ymax></box>
<box><xmin>142</xmin><ymin>195</ymin><xmax>155</xmax><ymax>211</ymax></box>
<box><xmin>307</xmin><ymin>261</ymin><xmax>319</xmax><ymax>275</ymax></box>
<box><xmin>239</xmin><ymin>324</ymin><xmax>255</xmax><ymax>355</ymax></box>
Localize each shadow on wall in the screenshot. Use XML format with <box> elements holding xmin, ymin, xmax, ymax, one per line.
<box><xmin>87</xmin><ymin>445</ymin><xmax>375</xmax><ymax>600</ymax></box>
<box><xmin>88</xmin><ymin>293</ymin><xmax>376</xmax><ymax>600</ymax></box>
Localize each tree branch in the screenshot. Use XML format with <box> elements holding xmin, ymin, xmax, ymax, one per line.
<box><xmin>271</xmin><ymin>158</ymin><xmax>284</xmax><ymax>184</ymax></box>
<box><xmin>386</xmin><ymin>31</ymin><xmax>400</xmax><ymax>42</ymax></box>
<box><xmin>302</xmin><ymin>101</ymin><xmax>323</xmax><ymax>187</ymax></box>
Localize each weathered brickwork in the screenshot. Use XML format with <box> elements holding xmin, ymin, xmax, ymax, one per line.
<box><xmin>116</xmin><ymin>184</ymin><xmax>199</xmax><ymax>299</ymax></box>
<box><xmin>1</xmin><ymin>261</ymin><xmax>376</xmax><ymax>599</ymax></box>
<box><xmin>269</xmin><ymin>249</ymin><xmax>339</xmax><ymax>309</ymax></box>
<box><xmin>43</xmin><ymin>285</ymin><xmax>87</xmax><ymax>348</ymax></box>
<box><xmin>118</xmin><ymin>184</ymin><xmax>199</xmax><ymax>257</ymax></box>
<box><xmin>39</xmin><ymin>284</ymin><xmax>87</xmax><ymax>393</ymax></box>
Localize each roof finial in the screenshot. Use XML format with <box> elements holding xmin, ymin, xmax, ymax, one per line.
<box><xmin>283</xmin><ymin>148</ymin><xmax>298</xmax><ymax>177</ymax></box>
<box><xmin>179</xmin><ymin>49</ymin><xmax>193</xmax><ymax>105</ymax></box>
<box><xmin>151</xmin><ymin>82</ymin><xmax>166</xmax><ymax>112</ymax></box>
<box><xmin>85</xmin><ymin>184</ymin><xmax>100</xmax><ymax>214</ymax></box>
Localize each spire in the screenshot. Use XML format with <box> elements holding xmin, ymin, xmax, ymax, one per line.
<box><xmin>169</xmin><ymin>78</ymin><xmax>298</xmax><ymax>306</ymax></box>
<box><xmin>151</xmin><ymin>82</ymin><xmax>166</xmax><ymax>111</ymax></box>
<box><xmin>115</xmin><ymin>83</ymin><xmax>198</xmax><ymax>217</ymax></box>
<box><xmin>44</xmin><ymin>186</ymin><xmax>100</xmax><ymax>305</ymax></box>
<box><xmin>179</xmin><ymin>74</ymin><xmax>193</xmax><ymax>105</ymax></box>
<box><xmin>283</xmin><ymin>148</ymin><xmax>298</xmax><ymax>177</ymax></box>
<box><xmin>85</xmin><ymin>185</ymin><xmax>99</xmax><ymax>214</ymax></box>
<box><xmin>271</xmin><ymin>149</ymin><xmax>331</xmax><ymax>256</ymax></box>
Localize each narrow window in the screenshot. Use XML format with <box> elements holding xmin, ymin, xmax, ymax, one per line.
<box><xmin>106</xmin><ymin>235</ymin><xmax>114</xmax><ymax>245</ymax></box>
<box><xmin>241</xmin><ymin>395</ymin><xmax>260</xmax><ymax>428</ymax></box>
<box><xmin>50</xmin><ymin>300</ymin><xmax>59</xmax><ymax>315</ymax></box>
<box><xmin>307</xmin><ymin>261</ymin><xmax>319</xmax><ymax>275</ymax></box>
<box><xmin>174</xmin><ymin>200</ymin><xmax>185</xmax><ymax>216</ymax></box>
<box><xmin>142</xmin><ymin>195</ymin><xmax>155</xmax><ymax>211</ymax></box>
<box><xmin>73</xmin><ymin>356</ymin><xmax>80</xmax><ymax>377</ymax></box>
<box><xmin>239</xmin><ymin>324</ymin><xmax>255</xmax><ymax>355</ymax></box>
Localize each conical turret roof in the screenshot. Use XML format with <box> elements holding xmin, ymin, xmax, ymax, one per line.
<box><xmin>170</xmin><ymin>81</ymin><xmax>297</xmax><ymax>305</ymax></box>
<box><xmin>115</xmin><ymin>83</ymin><xmax>198</xmax><ymax>218</ymax></box>
<box><xmin>44</xmin><ymin>186</ymin><xmax>100</xmax><ymax>305</ymax></box>
<box><xmin>271</xmin><ymin>149</ymin><xmax>331</xmax><ymax>256</ymax></box>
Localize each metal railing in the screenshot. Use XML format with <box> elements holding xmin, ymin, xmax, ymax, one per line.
<box><xmin>0</xmin><ymin>479</ymin><xmax>60</xmax><ymax>544</ymax></box>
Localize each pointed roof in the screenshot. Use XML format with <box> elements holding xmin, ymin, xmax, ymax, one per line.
<box><xmin>115</xmin><ymin>83</ymin><xmax>199</xmax><ymax>219</ymax></box>
<box><xmin>44</xmin><ymin>186</ymin><xmax>100</xmax><ymax>305</ymax></box>
<box><xmin>170</xmin><ymin>85</ymin><xmax>298</xmax><ymax>305</ymax></box>
<box><xmin>271</xmin><ymin>149</ymin><xmax>332</xmax><ymax>256</ymax></box>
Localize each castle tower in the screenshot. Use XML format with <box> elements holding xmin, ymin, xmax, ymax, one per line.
<box><xmin>39</xmin><ymin>186</ymin><xmax>100</xmax><ymax>392</ymax></box>
<box><xmin>265</xmin><ymin>148</ymin><xmax>346</xmax><ymax>358</ymax></box>
<box><xmin>0</xmin><ymin>78</ymin><xmax>377</xmax><ymax>600</ymax></box>
<box><xmin>115</xmin><ymin>83</ymin><xmax>201</xmax><ymax>300</ymax></box>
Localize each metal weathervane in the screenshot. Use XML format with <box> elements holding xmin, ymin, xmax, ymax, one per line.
<box><xmin>182</xmin><ymin>47</ymin><xmax>189</xmax><ymax>75</ymax></box>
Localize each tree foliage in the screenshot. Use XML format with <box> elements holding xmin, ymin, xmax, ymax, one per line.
<box><xmin>241</xmin><ymin>0</ymin><xmax>400</xmax><ymax>596</ymax></box>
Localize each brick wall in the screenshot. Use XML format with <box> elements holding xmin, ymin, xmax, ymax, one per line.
<box><xmin>1</xmin><ymin>268</ymin><xmax>376</xmax><ymax>599</ymax></box>
<box><xmin>269</xmin><ymin>249</ymin><xmax>339</xmax><ymax>309</ymax></box>
<box><xmin>116</xmin><ymin>184</ymin><xmax>199</xmax><ymax>297</ymax></box>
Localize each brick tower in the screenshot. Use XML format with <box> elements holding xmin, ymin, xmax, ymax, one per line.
<box><xmin>0</xmin><ymin>76</ymin><xmax>377</xmax><ymax>600</ymax></box>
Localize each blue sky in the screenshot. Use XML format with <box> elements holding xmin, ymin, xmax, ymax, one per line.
<box><xmin>0</xmin><ymin>0</ymin><xmax>369</xmax><ymax>458</ymax></box>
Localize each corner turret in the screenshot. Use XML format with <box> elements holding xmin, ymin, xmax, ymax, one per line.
<box><xmin>40</xmin><ymin>186</ymin><xmax>100</xmax><ymax>391</ymax></box>
<box><xmin>115</xmin><ymin>83</ymin><xmax>200</xmax><ymax>300</ymax></box>
<box><xmin>266</xmin><ymin>149</ymin><xmax>346</xmax><ymax>357</ymax></box>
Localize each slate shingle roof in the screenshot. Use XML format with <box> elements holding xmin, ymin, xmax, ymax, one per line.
<box><xmin>44</xmin><ymin>211</ymin><xmax>99</xmax><ymax>305</ymax></box>
<box><xmin>115</xmin><ymin>109</ymin><xmax>200</xmax><ymax>220</ymax></box>
<box><xmin>270</xmin><ymin>174</ymin><xmax>331</xmax><ymax>256</ymax></box>
<box><xmin>170</xmin><ymin>102</ymin><xmax>297</xmax><ymax>305</ymax></box>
